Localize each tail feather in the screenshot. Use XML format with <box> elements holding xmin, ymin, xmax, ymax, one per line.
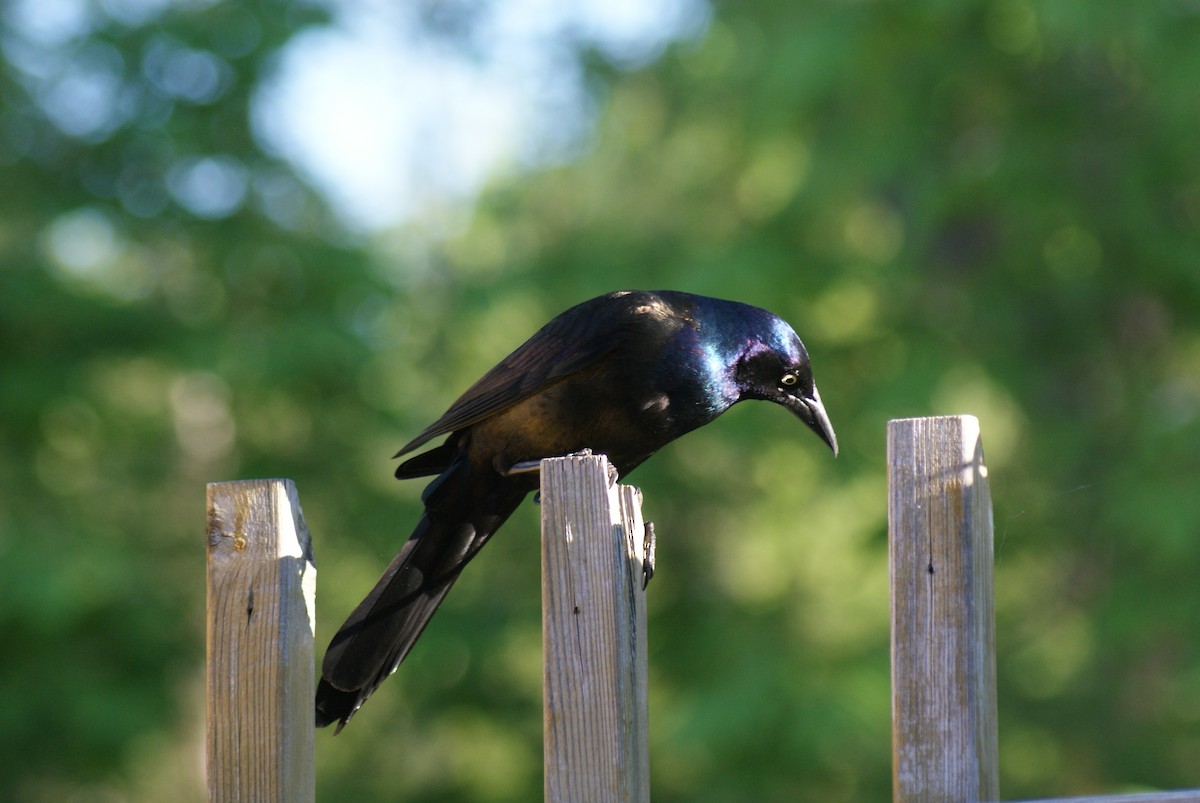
<box><xmin>315</xmin><ymin>458</ymin><xmax>527</xmax><ymax>730</ymax></box>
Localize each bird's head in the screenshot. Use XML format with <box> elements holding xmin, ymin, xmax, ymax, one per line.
<box><xmin>733</xmin><ymin>319</ymin><xmax>838</xmax><ymax>457</ymax></box>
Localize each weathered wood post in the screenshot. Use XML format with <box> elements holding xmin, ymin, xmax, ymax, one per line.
<box><xmin>888</xmin><ymin>416</ymin><xmax>999</xmax><ymax>803</ymax></box>
<box><xmin>540</xmin><ymin>454</ymin><xmax>651</xmax><ymax>803</ymax></box>
<box><xmin>206</xmin><ymin>479</ymin><xmax>317</xmax><ymax>803</ymax></box>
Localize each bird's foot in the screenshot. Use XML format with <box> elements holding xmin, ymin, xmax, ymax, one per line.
<box><xmin>642</xmin><ymin>521</ymin><xmax>656</xmax><ymax>590</ymax></box>
<box><xmin>561</xmin><ymin>449</ymin><xmax>620</xmax><ymax>485</ymax></box>
<box><xmin>499</xmin><ymin>449</ymin><xmax>618</xmax><ymax>486</ymax></box>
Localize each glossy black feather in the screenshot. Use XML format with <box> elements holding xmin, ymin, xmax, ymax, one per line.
<box><xmin>394</xmin><ymin>291</ymin><xmax>667</xmax><ymax>457</ymax></box>
<box><xmin>317</xmin><ymin>290</ymin><xmax>837</xmax><ymax>730</ymax></box>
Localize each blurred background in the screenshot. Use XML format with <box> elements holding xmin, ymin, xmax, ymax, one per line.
<box><xmin>2</xmin><ymin>0</ymin><xmax>1199</xmax><ymax>800</ymax></box>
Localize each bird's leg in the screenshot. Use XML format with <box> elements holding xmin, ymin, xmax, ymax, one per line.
<box><xmin>500</xmin><ymin>450</ymin><xmax>620</xmax><ymax>508</ymax></box>
<box><xmin>642</xmin><ymin>521</ymin><xmax>656</xmax><ymax>589</ymax></box>
<box><xmin>499</xmin><ymin>449</ymin><xmax>618</xmax><ymax>485</ymax></box>
<box><xmin>499</xmin><ymin>459</ymin><xmax>542</xmax><ymax>476</ymax></box>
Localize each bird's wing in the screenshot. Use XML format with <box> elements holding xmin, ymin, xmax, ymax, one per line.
<box><xmin>395</xmin><ymin>292</ymin><xmax>662</xmax><ymax>457</ymax></box>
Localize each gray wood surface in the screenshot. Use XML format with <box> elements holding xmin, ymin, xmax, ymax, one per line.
<box><xmin>541</xmin><ymin>455</ymin><xmax>650</xmax><ymax>803</ymax></box>
<box><xmin>889</xmin><ymin>416</ymin><xmax>998</xmax><ymax>803</ymax></box>
<box><xmin>206</xmin><ymin>479</ymin><xmax>316</xmax><ymax>803</ymax></box>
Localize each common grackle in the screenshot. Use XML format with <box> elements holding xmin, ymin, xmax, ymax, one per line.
<box><xmin>316</xmin><ymin>290</ymin><xmax>837</xmax><ymax>730</ymax></box>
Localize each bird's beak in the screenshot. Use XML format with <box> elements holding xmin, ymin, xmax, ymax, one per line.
<box><xmin>790</xmin><ymin>385</ymin><xmax>838</xmax><ymax>457</ymax></box>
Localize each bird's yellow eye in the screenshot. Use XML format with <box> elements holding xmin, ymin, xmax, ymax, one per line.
<box><xmin>781</xmin><ymin>373</ymin><xmax>798</xmax><ymax>387</ymax></box>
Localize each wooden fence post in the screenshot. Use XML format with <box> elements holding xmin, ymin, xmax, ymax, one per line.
<box><xmin>206</xmin><ymin>479</ymin><xmax>316</xmax><ymax>803</ymax></box>
<box><xmin>888</xmin><ymin>416</ymin><xmax>999</xmax><ymax>803</ymax></box>
<box><xmin>540</xmin><ymin>454</ymin><xmax>651</xmax><ymax>803</ymax></box>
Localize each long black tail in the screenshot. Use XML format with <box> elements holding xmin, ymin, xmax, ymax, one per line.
<box><xmin>315</xmin><ymin>458</ymin><xmax>527</xmax><ymax>731</ymax></box>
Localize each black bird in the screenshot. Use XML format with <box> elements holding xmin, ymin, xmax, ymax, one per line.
<box><xmin>316</xmin><ymin>290</ymin><xmax>837</xmax><ymax>730</ymax></box>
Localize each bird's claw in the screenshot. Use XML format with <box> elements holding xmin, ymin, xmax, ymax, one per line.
<box><xmin>566</xmin><ymin>448</ymin><xmax>616</xmax><ymax>484</ymax></box>
<box><xmin>501</xmin><ymin>449</ymin><xmax>619</xmax><ymax>486</ymax></box>
<box><xmin>642</xmin><ymin>521</ymin><xmax>656</xmax><ymax>590</ymax></box>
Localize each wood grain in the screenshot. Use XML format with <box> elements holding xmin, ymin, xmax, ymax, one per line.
<box><xmin>206</xmin><ymin>479</ymin><xmax>316</xmax><ymax>803</ymax></box>
<box><xmin>541</xmin><ymin>455</ymin><xmax>650</xmax><ymax>803</ymax></box>
<box><xmin>889</xmin><ymin>416</ymin><xmax>998</xmax><ymax>803</ymax></box>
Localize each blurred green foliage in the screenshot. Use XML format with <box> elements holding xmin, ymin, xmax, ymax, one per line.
<box><xmin>2</xmin><ymin>0</ymin><xmax>1199</xmax><ymax>800</ymax></box>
